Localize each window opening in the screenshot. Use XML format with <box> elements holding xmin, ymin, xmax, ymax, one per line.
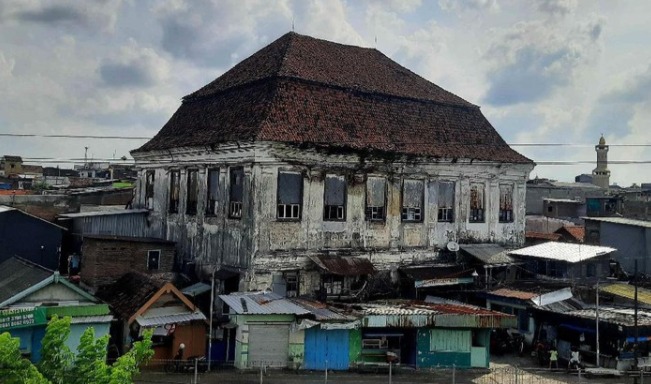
<box><xmin>365</xmin><ymin>177</ymin><xmax>386</xmax><ymax>222</ymax></box>
<box><xmin>147</xmin><ymin>250</ymin><xmax>161</xmax><ymax>270</ymax></box>
<box><xmin>437</xmin><ymin>181</ymin><xmax>455</xmax><ymax>222</ymax></box>
<box><xmin>206</xmin><ymin>168</ymin><xmax>219</xmax><ymax>215</ymax></box>
<box><xmin>402</xmin><ymin>179</ymin><xmax>424</xmax><ymax>222</ymax></box>
<box><xmin>469</xmin><ymin>183</ymin><xmax>485</xmax><ymax>223</ymax></box>
<box><xmin>277</xmin><ymin>172</ymin><xmax>303</xmax><ymax>220</ymax></box>
<box><xmin>145</xmin><ymin>170</ymin><xmax>155</xmax><ymax>210</ymax></box>
<box><xmin>169</xmin><ymin>170</ymin><xmax>180</xmax><ymax>214</ymax></box>
<box><xmin>324</xmin><ymin>175</ymin><xmax>346</xmax><ymax>221</ymax></box>
<box><xmin>229</xmin><ymin>167</ymin><xmax>244</xmax><ymax>219</ymax></box>
<box><xmin>186</xmin><ymin>169</ymin><xmax>198</xmax><ymax>215</ymax></box>
<box><xmin>499</xmin><ymin>184</ymin><xmax>514</xmax><ymax>223</ymax></box>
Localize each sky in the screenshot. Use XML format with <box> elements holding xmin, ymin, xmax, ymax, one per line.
<box><xmin>1</xmin><ymin>0</ymin><xmax>650</xmax><ymax>186</ymax></box>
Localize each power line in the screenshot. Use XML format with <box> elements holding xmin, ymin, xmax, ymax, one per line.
<box><xmin>0</xmin><ymin>133</ymin><xmax>150</xmax><ymax>140</ymax></box>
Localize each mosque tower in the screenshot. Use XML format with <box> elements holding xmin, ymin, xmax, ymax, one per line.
<box><xmin>592</xmin><ymin>135</ymin><xmax>610</xmax><ymax>189</ymax></box>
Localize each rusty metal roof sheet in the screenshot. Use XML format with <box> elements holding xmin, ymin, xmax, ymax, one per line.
<box><xmin>489</xmin><ymin>288</ymin><xmax>539</xmax><ymax>300</ymax></box>
<box><xmin>459</xmin><ymin>244</ymin><xmax>515</xmax><ymax>265</ymax></box>
<box><xmin>291</xmin><ymin>298</ymin><xmax>357</xmax><ymax>322</ymax></box>
<box><xmin>219</xmin><ymin>292</ymin><xmax>310</xmax><ymax>315</ymax></box>
<box><xmin>309</xmin><ymin>255</ymin><xmax>376</xmax><ymax>276</ymax></box>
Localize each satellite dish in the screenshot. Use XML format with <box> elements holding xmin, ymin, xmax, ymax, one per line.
<box><xmin>447</xmin><ymin>241</ymin><xmax>459</xmax><ymax>252</ymax></box>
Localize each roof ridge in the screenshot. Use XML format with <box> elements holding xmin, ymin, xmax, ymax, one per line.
<box><xmin>12</xmin><ymin>255</ymin><xmax>55</xmax><ymax>273</ymax></box>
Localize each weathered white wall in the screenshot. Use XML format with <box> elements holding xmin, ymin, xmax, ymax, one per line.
<box><xmin>132</xmin><ymin>142</ymin><xmax>533</xmax><ymax>292</ymax></box>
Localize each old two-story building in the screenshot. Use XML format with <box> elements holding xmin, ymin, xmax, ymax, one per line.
<box><xmin>129</xmin><ymin>32</ymin><xmax>534</xmax><ymax>296</ymax></box>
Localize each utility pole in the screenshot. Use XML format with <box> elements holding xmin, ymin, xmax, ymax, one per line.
<box><xmin>596</xmin><ymin>279</ymin><xmax>600</xmax><ymax>367</ymax></box>
<box><xmin>208</xmin><ymin>268</ymin><xmax>215</xmax><ymax>371</ymax></box>
<box><xmin>635</xmin><ymin>260</ymin><xmax>639</xmax><ymax>370</ymax></box>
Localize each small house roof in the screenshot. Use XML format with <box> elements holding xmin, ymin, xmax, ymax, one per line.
<box><xmin>508</xmin><ymin>242</ymin><xmax>616</xmax><ymax>263</ymax></box>
<box><xmin>309</xmin><ymin>255</ymin><xmax>376</xmax><ymax>276</ymax></box>
<box><xmin>459</xmin><ymin>244</ymin><xmax>515</xmax><ymax>265</ymax></box>
<box><xmin>583</xmin><ymin>216</ymin><xmax>651</xmax><ymax>229</ymax></box>
<box><xmin>219</xmin><ymin>292</ymin><xmax>310</xmax><ymax>315</ymax></box>
<box><xmin>600</xmin><ymin>283</ymin><xmax>651</xmax><ymax>306</ymax></box>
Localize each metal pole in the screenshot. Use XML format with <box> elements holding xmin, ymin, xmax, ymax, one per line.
<box><xmin>596</xmin><ymin>279</ymin><xmax>600</xmax><ymax>367</ymax></box>
<box><xmin>193</xmin><ymin>358</ymin><xmax>198</xmax><ymax>384</ymax></box>
<box><xmin>389</xmin><ymin>361</ymin><xmax>392</xmax><ymax>384</ymax></box>
<box><xmin>208</xmin><ymin>269</ymin><xmax>215</xmax><ymax>372</ymax></box>
<box><xmin>325</xmin><ymin>359</ymin><xmax>328</xmax><ymax>384</ymax></box>
<box><xmin>452</xmin><ymin>364</ymin><xmax>456</xmax><ymax>384</ymax></box>
<box><xmin>635</xmin><ymin>260</ymin><xmax>639</xmax><ymax>370</ymax></box>
<box><xmin>260</xmin><ymin>364</ymin><xmax>264</xmax><ymax>384</ymax></box>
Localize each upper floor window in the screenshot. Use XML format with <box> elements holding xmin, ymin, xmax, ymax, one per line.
<box><xmin>324</xmin><ymin>175</ymin><xmax>346</xmax><ymax>221</ymax></box>
<box><xmin>229</xmin><ymin>167</ymin><xmax>244</xmax><ymax>219</ymax></box>
<box><xmin>145</xmin><ymin>170</ymin><xmax>155</xmax><ymax>210</ymax></box>
<box><xmin>186</xmin><ymin>169</ymin><xmax>198</xmax><ymax>215</ymax></box>
<box><xmin>437</xmin><ymin>181</ymin><xmax>455</xmax><ymax>222</ymax></box>
<box><xmin>499</xmin><ymin>184</ymin><xmax>514</xmax><ymax>223</ymax></box>
<box><xmin>147</xmin><ymin>250</ymin><xmax>161</xmax><ymax>271</ymax></box>
<box><xmin>206</xmin><ymin>168</ymin><xmax>219</xmax><ymax>216</ymax></box>
<box><xmin>365</xmin><ymin>177</ymin><xmax>386</xmax><ymax>222</ymax></box>
<box><xmin>169</xmin><ymin>170</ymin><xmax>180</xmax><ymax>214</ymax></box>
<box><xmin>469</xmin><ymin>183</ymin><xmax>485</xmax><ymax>223</ymax></box>
<box><xmin>402</xmin><ymin>179</ymin><xmax>424</xmax><ymax>222</ymax></box>
<box><xmin>277</xmin><ymin>172</ymin><xmax>302</xmax><ymax>221</ymax></box>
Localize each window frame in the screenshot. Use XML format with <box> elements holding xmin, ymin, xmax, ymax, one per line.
<box><xmin>205</xmin><ymin>168</ymin><xmax>219</xmax><ymax>216</ymax></box>
<box><xmin>229</xmin><ymin>167</ymin><xmax>244</xmax><ymax>219</ymax></box>
<box><xmin>323</xmin><ymin>175</ymin><xmax>347</xmax><ymax>222</ymax></box>
<box><xmin>168</xmin><ymin>170</ymin><xmax>180</xmax><ymax>214</ymax></box>
<box><xmin>147</xmin><ymin>250</ymin><xmax>161</xmax><ymax>271</ymax></box>
<box><xmin>468</xmin><ymin>183</ymin><xmax>485</xmax><ymax>223</ymax></box>
<box><xmin>401</xmin><ymin>179</ymin><xmax>424</xmax><ymax>223</ymax></box>
<box><xmin>365</xmin><ymin>177</ymin><xmax>386</xmax><ymax>222</ymax></box>
<box><xmin>277</xmin><ymin>171</ymin><xmax>303</xmax><ymax>221</ymax></box>
<box><xmin>499</xmin><ymin>184</ymin><xmax>514</xmax><ymax>223</ymax></box>
<box><xmin>436</xmin><ymin>180</ymin><xmax>455</xmax><ymax>223</ymax></box>
<box><xmin>145</xmin><ymin>170</ymin><xmax>155</xmax><ymax>210</ymax></box>
<box><xmin>186</xmin><ymin>169</ymin><xmax>199</xmax><ymax>215</ymax></box>
<box><xmin>284</xmin><ymin>271</ymin><xmax>299</xmax><ymax>297</ymax></box>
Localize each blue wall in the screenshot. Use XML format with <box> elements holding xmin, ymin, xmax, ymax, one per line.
<box><xmin>599</xmin><ymin>223</ymin><xmax>651</xmax><ymax>276</ymax></box>
<box><xmin>0</xmin><ymin>210</ymin><xmax>63</xmax><ymax>269</ymax></box>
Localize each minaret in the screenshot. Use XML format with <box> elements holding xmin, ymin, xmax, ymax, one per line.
<box><xmin>592</xmin><ymin>135</ymin><xmax>610</xmax><ymax>189</ymax></box>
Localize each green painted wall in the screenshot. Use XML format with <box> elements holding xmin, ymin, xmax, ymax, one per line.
<box><xmin>417</xmin><ymin>328</ymin><xmax>472</xmax><ymax>368</ymax></box>
<box><xmin>349</xmin><ymin>328</ymin><xmax>362</xmax><ymax>365</ymax></box>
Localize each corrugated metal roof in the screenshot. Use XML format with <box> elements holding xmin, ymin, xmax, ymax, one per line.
<box><xmin>530</xmin><ymin>288</ymin><xmax>573</xmax><ymax>307</ymax></box>
<box><xmin>601</xmin><ymin>283</ymin><xmax>651</xmax><ymax>306</ymax></box>
<box><xmin>57</xmin><ymin>209</ymin><xmax>149</xmax><ymax>218</ymax></box>
<box><xmin>308</xmin><ymin>256</ymin><xmax>376</xmax><ymax>276</ymax></box>
<box><xmin>182</xmin><ymin>282</ymin><xmax>212</xmax><ymax>297</ymax></box>
<box><xmin>509</xmin><ymin>242</ymin><xmax>616</xmax><ymax>263</ymax></box>
<box><xmin>489</xmin><ymin>288</ymin><xmax>538</xmax><ymax>300</ymax></box>
<box><xmin>566</xmin><ymin>307</ymin><xmax>651</xmax><ymax>327</ymax></box>
<box><xmin>536</xmin><ymin>297</ymin><xmax>586</xmax><ymax>313</ymax></box>
<box><xmin>70</xmin><ymin>315</ymin><xmax>113</xmax><ymax>324</ymax></box>
<box><xmin>219</xmin><ymin>292</ymin><xmax>310</xmax><ymax>315</ymax></box>
<box><xmin>543</xmin><ymin>198</ymin><xmax>582</xmax><ymax>203</ymax></box>
<box><xmin>459</xmin><ymin>244</ymin><xmax>515</xmax><ymax>265</ymax></box>
<box><xmin>290</xmin><ymin>298</ymin><xmax>356</xmax><ymax>321</ymax></box>
<box><xmin>135</xmin><ymin>311</ymin><xmax>206</xmax><ymax>327</ymax></box>
<box><xmin>583</xmin><ymin>216</ymin><xmax>651</xmax><ymax>229</ymax></box>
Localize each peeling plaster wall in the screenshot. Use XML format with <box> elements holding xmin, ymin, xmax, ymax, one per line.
<box><xmin>132</xmin><ymin>143</ymin><xmax>532</xmax><ymax>293</ymax></box>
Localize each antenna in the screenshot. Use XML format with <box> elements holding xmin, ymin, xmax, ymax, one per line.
<box><xmin>292</xmin><ymin>17</ymin><xmax>295</xmax><ymax>32</ymax></box>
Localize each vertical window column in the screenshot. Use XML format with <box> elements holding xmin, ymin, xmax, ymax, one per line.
<box><xmin>401</xmin><ymin>179</ymin><xmax>424</xmax><ymax>222</ymax></box>
<box><xmin>437</xmin><ymin>181</ymin><xmax>455</xmax><ymax>222</ymax></box>
<box><xmin>206</xmin><ymin>168</ymin><xmax>219</xmax><ymax>216</ymax></box>
<box><xmin>145</xmin><ymin>170</ymin><xmax>155</xmax><ymax>210</ymax></box>
<box><xmin>324</xmin><ymin>175</ymin><xmax>346</xmax><ymax>221</ymax></box>
<box><xmin>229</xmin><ymin>167</ymin><xmax>244</xmax><ymax>219</ymax></box>
<box><xmin>365</xmin><ymin>177</ymin><xmax>386</xmax><ymax>222</ymax></box>
<box><xmin>499</xmin><ymin>184</ymin><xmax>514</xmax><ymax>223</ymax></box>
<box><xmin>277</xmin><ymin>172</ymin><xmax>303</xmax><ymax>220</ymax></box>
<box><xmin>469</xmin><ymin>183</ymin><xmax>485</xmax><ymax>223</ymax></box>
<box><xmin>186</xmin><ymin>169</ymin><xmax>198</xmax><ymax>215</ymax></box>
<box><xmin>169</xmin><ymin>170</ymin><xmax>180</xmax><ymax>214</ymax></box>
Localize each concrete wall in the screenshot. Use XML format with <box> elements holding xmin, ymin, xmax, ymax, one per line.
<box><xmin>526</xmin><ymin>184</ymin><xmax>606</xmax><ymax>215</ymax></box>
<box><xmin>132</xmin><ymin>143</ymin><xmax>532</xmax><ymax>292</ymax></box>
<box><xmin>586</xmin><ymin>220</ymin><xmax>651</xmax><ymax>276</ymax></box>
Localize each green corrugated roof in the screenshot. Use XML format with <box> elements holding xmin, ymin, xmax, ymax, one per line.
<box><xmin>46</xmin><ymin>304</ymin><xmax>110</xmax><ymax>318</ymax></box>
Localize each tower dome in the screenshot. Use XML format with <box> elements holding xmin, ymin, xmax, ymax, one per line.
<box><xmin>599</xmin><ymin>135</ymin><xmax>606</xmax><ymax>146</ymax></box>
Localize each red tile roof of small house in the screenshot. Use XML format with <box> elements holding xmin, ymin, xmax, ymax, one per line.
<box><xmin>133</xmin><ymin>32</ymin><xmax>531</xmax><ymax>164</ymax></box>
<box><xmin>555</xmin><ymin>226</ymin><xmax>585</xmax><ymax>243</ymax></box>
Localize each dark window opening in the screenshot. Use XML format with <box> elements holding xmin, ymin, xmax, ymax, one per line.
<box><xmin>469</xmin><ymin>183</ymin><xmax>485</xmax><ymax>223</ymax></box>
<box><xmin>365</xmin><ymin>177</ymin><xmax>386</xmax><ymax>222</ymax></box>
<box><xmin>169</xmin><ymin>170</ymin><xmax>180</xmax><ymax>214</ymax></box>
<box><xmin>145</xmin><ymin>170</ymin><xmax>155</xmax><ymax>210</ymax></box>
<box><xmin>147</xmin><ymin>250</ymin><xmax>160</xmax><ymax>270</ymax></box>
<box><xmin>277</xmin><ymin>172</ymin><xmax>303</xmax><ymax>221</ymax></box>
<box><xmin>499</xmin><ymin>184</ymin><xmax>514</xmax><ymax>223</ymax></box>
<box><xmin>186</xmin><ymin>169</ymin><xmax>198</xmax><ymax>215</ymax></box>
<box><xmin>324</xmin><ymin>175</ymin><xmax>346</xmax><ymax>221</ymax></box>
<box><xmin>284</xmin><ymin>271</ymin><xmax>299</xmax><ymax>297</ymax></box>
<box><xmin>229</xmin><ymin>167</ymin><xmax>244</xmax><ymax>219</ymax></box>
<box><xmin>402</xmin><ymin>179</ymin><xmax>424</xmax><ymax>222</ymax></box>
<box><xmin>206</xmin><ymin>168</ymin><xmax>219</xmax><ymax>215</ymax></box>
<box><xmin>323</xmin><ymin>275</ymin><xmax>344</xmax><ymax>295</ymax></box>
<box><xmin>437</xmin><ymin>181</ymin><xmax>455</xmax><ymax>222</ymax></box>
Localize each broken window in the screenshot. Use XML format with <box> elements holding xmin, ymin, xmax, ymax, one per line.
<box><xmin>229</xmin><ymin>167</ymin><xmax>244</xmax><ymax>219</ymax></box>
<box><xmin>401</xmin><ymin>179</ymin><xmax>424</xmax><ymax>222</ymax></box>
<box><xmin>284</xmin><ymin>271</ymin><xmax>299</xmax><ymax>297</ymax></box>
<box><xmin>365</xmin><ymin>177</ymin><xmax>386</xmax><ymax>222</ymax></box>
<box><xmin>186</xmin><ymin>169</ymin><xmax>198</xmax><ymax>215</ymax></box>
<box><xmin>145</xmin><ymin>170</ymin><xmax>155</xmax><ymax>210</ymax></box>
<box><xmin>499</xmin><ymin>184</ymin><xmax>514</xmax><ymax>223</ymax></box>
<box><xmin>323</xmin><ymin>275</ymin><xmax>344</xmax><ymax>295</ymax></box>
<box><xmin>147</xmin><ymin>250</ymin><xmax>160</xmax><ymax>271</ymax></box>
<box><xmin>206</xmin><ymin>168</ymin><xmax>219</xmax><ymax>216</ymax></box>
<box><xmin>169</xmin><ymin>170</ymin><xmax>180</xmax><ymax>214</ymax></box>
<box><xmin>277</xmin><ymin>172</ymin><xmax>303</xmax><ymax>220</ymax></box>
<box><xmin>437</xmin><ymin>181</ymin><xmax>455</xmax><ymax>222</ymax></box>
<box><xmin>324</xmin><ymin>175</ymin><xmax>346</xmax><ymax>221</ymax></box>
<box><xmin>469</xmin><ymin>183</ymin><xmax>485</xmax><ymax>223</ymax></box>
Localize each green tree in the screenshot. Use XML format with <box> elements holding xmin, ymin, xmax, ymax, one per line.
<box><xmin>0</xmin><ymin>316</ymin><xmax>154</xmax><ymax>384</ymax></box>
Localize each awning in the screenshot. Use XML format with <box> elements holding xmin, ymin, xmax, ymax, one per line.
<box><xmin>415</xmin><ymin>277</ymin><xmax>474</xmax><ymax>288</ymax></box>
<box><xmin>559</xmin><ymin>323</ymin><xmax>596</xmax><ymax>334</ymax></box>
<box><xmin>182</xmin><ymin>282</ymin><xmax>211</xmax><ymax>296</ymax></box>
<box><xmin>309</xmin><ymin>255</ymin><xmax>376</xmax><ymax>276</ymax></box>
<box><xmin>135</xmin><ymin>311</ymin><xmax>206</xmax><ymax>327</ymax></box>
<box><xmin>459</xmin><ymin>244</ymin><xmax>515</xmax><ymax>265</ymax></box>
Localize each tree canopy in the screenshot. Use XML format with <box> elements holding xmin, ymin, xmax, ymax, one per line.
<box><xmin>0</xmin><ymin>315</ymin><xmax>153</xmax><ymax>384</ymax></box>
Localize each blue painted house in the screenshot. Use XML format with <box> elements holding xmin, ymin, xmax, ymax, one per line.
<box><xmin>0</xmin><ymin>257</ymin><xmax>112</xmax><ymax>362</ymax></box>
<box><xmin>0</xmin><ymin>205</ymin><xmax>65</xmax><ymax>270</ymax></box>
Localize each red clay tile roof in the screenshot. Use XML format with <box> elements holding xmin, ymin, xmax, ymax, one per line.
<box><xmin>134</xmin><ymin>32</ymin><xmax>531</xmax><ymax>164</ymax></box>
<box><xmin>489</xmin><ymin>288</ymin><xmax>538</xmax><ymax>300</ymax></box>
<box><xmin>555</xmin><ymin>226</ymin><xmax>585</xmax><ymax>242</ymax></box>
<box><xmin>525</xmin><ymin>232</ymin><xmax>562</xmax><ymax>241</ymax></box>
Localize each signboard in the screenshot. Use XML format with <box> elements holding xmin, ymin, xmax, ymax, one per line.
<box><xmin>415</xmin><ymin>277</ymin><xmax>474</xmax><ymax>288</ymax></box>
<box><xmin>0</xmin><ymin>307</ymin><xmax>47</xmax><ymax>331</ymax></box>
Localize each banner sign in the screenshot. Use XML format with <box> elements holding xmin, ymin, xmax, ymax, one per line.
<box><xmin>0</xmin><ymin>307</ymin><xmax>47</xmax><ymax>331</ymax></box>
<box><xmin>415</xmin><ymin>277</ymin><xmax>474</xmax><ymax>288</ymax></box>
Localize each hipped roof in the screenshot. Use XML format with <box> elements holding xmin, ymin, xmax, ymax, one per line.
<box><xmin>134</xmin><ymin>32</ymin><xmax>531</xmax><ymax>164</ymax></box>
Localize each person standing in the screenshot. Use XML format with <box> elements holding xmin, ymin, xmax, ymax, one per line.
<box><xmin>549</xmin><ymin>346</ymin><xmax>559</xmax><ymax>370</ymax></box>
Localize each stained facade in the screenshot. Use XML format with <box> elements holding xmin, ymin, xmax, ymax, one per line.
<box><xmin>130</xmin><ymin>32</ymin><xmax>534</xmax><ymax>294</ymax></box>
